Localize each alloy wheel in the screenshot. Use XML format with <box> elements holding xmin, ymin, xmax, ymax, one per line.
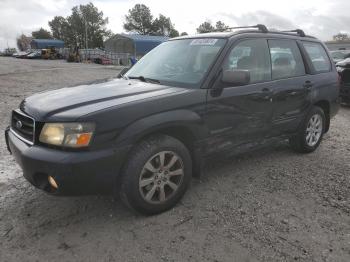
<box><xmin>305</xmin><ymin>114</ymin><xmax>323</xmax><ymax>147</ymax></box>
<box><xmin>139</xmin><ymin>151</ymin><xmax>184</xmax><ymax>204</ymax></box>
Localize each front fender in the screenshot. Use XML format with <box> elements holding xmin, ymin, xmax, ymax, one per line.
<box><xmin>115</xmin><ymin>109</ymin><xmax>207</xmax><ymax>146</ymax></box>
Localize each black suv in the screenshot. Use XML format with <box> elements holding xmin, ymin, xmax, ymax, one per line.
<box><xmin>5</xmin><ymin>25</ymin><xmax>340</xmax><ymax>215</ymax></box>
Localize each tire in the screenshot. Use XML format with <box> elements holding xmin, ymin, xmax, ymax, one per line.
<box><xmin>119</xmin><ymin>134</ymin><xmax>192</xmax><ymax>215</ymax></box>
<box><xmin>289</xmin><ymin>106</ymin><xmax>326</xmax><ymax>153</ymax></box>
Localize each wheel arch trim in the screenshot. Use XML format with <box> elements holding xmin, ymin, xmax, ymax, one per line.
<box><xmin>115</xmin><ymin>109</ymin><xmax>207</xmax><ymax>146</ymax></box>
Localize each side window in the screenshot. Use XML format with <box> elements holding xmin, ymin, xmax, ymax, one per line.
<box><xmin>302</xmin><ymin>42</ymin><xmax>331</xmax><ymax>73</ymax></box>
<box><xmin>224</xmin><ymin>39</ymin><xmax>271</xmax><ymax>84</ymax></box>
<box><xmin>269</xmin><ymin>40</ymin><xmax>305</xmax><ymax>80</ymax></box>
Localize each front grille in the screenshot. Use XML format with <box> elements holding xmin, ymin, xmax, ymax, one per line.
<box><xmin>11</xmin><ymin>110</ymin><xmax>35</xmax><ymax>144</ymax></box>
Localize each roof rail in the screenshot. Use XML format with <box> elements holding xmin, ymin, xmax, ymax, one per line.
<box><xmin>281</xmin><ymin>29</ymin><xmax>306</xmax><ymax>37</ymax></box>
<box><xmin>203</xmin><ymin>25</ymin><xmax>311</xmax><ymax>38</ymax></box>
<box><xmin>210</xmin><ymin>24</ymin><xmax>269</xmax><ymax>33</ymax></box>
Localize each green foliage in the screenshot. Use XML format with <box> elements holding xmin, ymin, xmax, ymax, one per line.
<box><xmin>16</xmin><ymin>34</ymin><xmax>32</xmax><ymax>51</ymax></box>
<box><xmin>333</xmin><ymin>33</ymin><xmax>350</xmax><ymax>41</ymax></box>
<box><xmin>196</xmin><ymin>21</ymin><xmax>215</xmax><ymax>33</ymax></box>
<box><xmin>215</xmin><ymin>21</ymin><xmax>227</xmax><ymax>31</ymax></box>
<box><xmin>124</xmin><ymin>4</ymin><xmax>179</xmax><ymax>37</ymax></box>
<box><xmin>124</xmin><ymin>4</ymin><xmax>154</xmax><ymax>35</ymax></box>
<box><xmin>169</xmin><ymin>29</ymin><xmax>180</xmax><ymax>38</ymax></box>
<box><xmin>32</xmin><ymin>28</ymin><xmax>53</xmax><ymax>39</ymax></box>
<box><xmin>196</xmin><ymin>20</ymin><xmax>228</xmax><ymax>33</ymax></box>
<box><xmin>49</xmin><ymin>16</ymin><xmax>70</xmax><ymax>41</ymax></box>
<box><xmin>48</xmin><ymin>2</ymin><xmax>111</xmax><ymax>48</ymax></box>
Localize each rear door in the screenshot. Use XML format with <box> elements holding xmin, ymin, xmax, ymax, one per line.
<box><xmin>300</xmin><ymin>41</ymin><xmax>337</xmax><ymax>101</ymax></box>
<box><xmin>267</xmin><ymin>39</ymin><xmax>311</xmax><ymax>136</ymax></box>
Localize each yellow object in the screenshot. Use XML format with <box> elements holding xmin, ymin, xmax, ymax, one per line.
<box><xmin>76</xmin><ymin>133</ymin><xmax>92</xmax><ymax>146</ymax></box>
<box><xmin>48</xmin><ymin>176</ymin><xmax>58</xmax><ymax>189</ymax></box>
<box><xmin>41</xmin><ymin>46</ymin><xmax>58</xmax><ymax>59</ymax></box>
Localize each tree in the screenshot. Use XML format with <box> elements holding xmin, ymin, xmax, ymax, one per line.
<box><xmin>196</xmin><ymin>20</ymin><xmax>228</xmax><ymax>33</ymax></box>
<box><xmin>169</xmin><ymin>29</ymin><xmax>179</xmax><ymax>38</ymax></box>
<box><xmin>123</xmin><ymin>4</ymin><xmax>179</xmax><ymax>37</ymax></box>
<box><xmin>180</xmin><ymin>32</ymin><xmax>188</xmax><ymax>36</ymax></box>
<box><xmin>32</xmin><ymin>28</ymin><xmax>52</xmax><ymax>39</ymax></box>
<box><xmin>215</xmin><ymin>21</ymin><xmax>227</xmax><ymax>31</ymax></box>
<box><xmin>16</xmin><ymin>34</ymin><xmax>32</xmax><ymax>51</ymax></box>
<box><xmin>196</xmin><ymin>21</ymin><xmax>215</xmax><ymax>33</ymax></box>
<box><xmin>124</xmin><ymin>4</ymin><xmax>154</xmax><ymax>35</ymax></box>
<box><xmin>152</xmin><ymin>14</ymin><xmax>179</xmax><ymax>37</ymax></box>
<box><xmin>49</xmin><ymin>16</ymin><xmax>70</xmax><ymax>41</ymax></box>
<box><xmin>48</xmin><ymin>2</ymin><xmax>111</xmax><ymax>48</ymax></box>
<box><xmin>333</xmin><ymin>33</ymin><xmax>350</xmax><ymax>41</ymax></box>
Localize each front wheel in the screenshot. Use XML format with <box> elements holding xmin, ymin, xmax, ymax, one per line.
<box><xmin>119</xmin><ymin>135</ymin><xmax>192</xmax><ymax>215</ymax></box>
<box><xmin>289</xmin><ymin>106</ymin><xmax>326</xmax><ymax>153</ymax></box>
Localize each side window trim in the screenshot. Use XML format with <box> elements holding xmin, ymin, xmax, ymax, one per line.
<box><xmin>296</xmin><ymin>40</ymin><xmax>313</xmax><ymax>75</ymax></box>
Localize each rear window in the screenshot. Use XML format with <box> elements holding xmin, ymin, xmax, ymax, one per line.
<box><xmin>302</xmin><ymin>42</ymin><xmax>331</xmax><ymax>73</ymax></box>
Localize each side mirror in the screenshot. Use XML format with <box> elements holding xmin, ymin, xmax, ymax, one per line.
<box><xmin>117</xmin><ymin>67</ymin><xmax>130</xmax><ymax>78</ymax></box>
<box><xmin>221</xmin><ymin>70</ymin><xmax>250</xmax><ymax>86</ymax></box>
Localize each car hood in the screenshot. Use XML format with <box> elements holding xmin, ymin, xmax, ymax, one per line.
<box><xmin>20</xmin><ymin>78</ymin><xmax>187</xmax><ymax>121</ymax></box>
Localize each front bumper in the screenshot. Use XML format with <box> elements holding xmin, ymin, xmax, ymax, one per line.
<box><xmin>5</xmin><ymin>128</ymin><xmax>131</xmax><ymax>195</ymax></box>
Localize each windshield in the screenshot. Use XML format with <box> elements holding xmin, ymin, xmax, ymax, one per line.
<box><xmin>125</xmin><ymin>38</ymin><xmax>226</xmax><ymax>88</ymax></box>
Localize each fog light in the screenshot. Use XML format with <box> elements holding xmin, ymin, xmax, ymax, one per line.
<box><xmin>48</xmin><ymin>176</ymin><xmax>58</xmax><ymax>189</ymax></box>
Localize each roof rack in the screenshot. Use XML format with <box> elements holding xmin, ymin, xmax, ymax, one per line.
<box><xmin>210</xmin><ymin>24</ymin><xmax>268</xmax><ymax>33</ymax></box>
<box><xmin>280</xmin><ymin>29</ymin><xmax>306</xmax><ymax>37</ymax></box>
<box><xmin>204</xmin><ymin>25</ymin><xmax>311</xmax><ymax>38</ymax></box>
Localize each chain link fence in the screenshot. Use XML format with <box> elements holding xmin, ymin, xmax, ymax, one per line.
<box><xmin>58</xmin><ymin>48</ymin><xmax>132</xmax><ymax>65</ymax></box>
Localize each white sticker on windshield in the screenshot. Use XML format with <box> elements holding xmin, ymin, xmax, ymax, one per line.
<box><xmin>190</xmin><ymin>39</ymin><xmax>219</xmax><ymax>46</ymax></box>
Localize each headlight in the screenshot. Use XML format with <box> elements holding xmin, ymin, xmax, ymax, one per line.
<box><xmin>39</xmin><ymin>122</ymin><xmax>95</xmax><ymax>148</ymax></box>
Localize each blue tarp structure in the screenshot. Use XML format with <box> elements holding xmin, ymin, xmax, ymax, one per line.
<box><xmin>104</xmin><ymin>34</ymin><xmax>169</xmax><ymax>57</ymax></box>
<box><xmin>121</xmin><ymin>34</ymin><xmax>169</xmax><ymax>56</ymax></box>
<box><xmin>30</xmin><ymin>39</ymin><xmax>64</xmax><ymax>49</ymax></box>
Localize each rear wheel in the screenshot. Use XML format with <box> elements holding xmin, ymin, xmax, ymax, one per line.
<box><xmin>119</xmin><ymin>135</ymin><xmax>192</xmax><ymax>215</ymax></box>
<box><xmin>289</xmin><ymin>106</ymin><xmax>325</xmax><ymax>153</ymax></box>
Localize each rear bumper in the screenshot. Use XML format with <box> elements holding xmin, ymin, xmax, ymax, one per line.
<box><xmin>5</xmin><ymin>128</ymin><xmax>131</xmax><ymax>195</ymax></box>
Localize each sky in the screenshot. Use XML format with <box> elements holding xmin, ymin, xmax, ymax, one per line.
<box><xmin>1</xmin><ymin>0</ymin><xmax>350</xmax><ymax>50</ymax></box>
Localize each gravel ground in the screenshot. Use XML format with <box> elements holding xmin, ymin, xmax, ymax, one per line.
<box><xmin>0</xmin><ymin>57</ymin><xmax>350</xmax><ymax>262</ymax></box>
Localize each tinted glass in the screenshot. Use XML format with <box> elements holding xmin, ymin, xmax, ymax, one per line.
<box><xmin>269</xmin><ymin>40</ymin><xmax>305</xmax><ymax>80</ymax></box>
<box><xmin>302</xmin><ymin>42</ymin><xmax>331</xmax><ymax>72</ymax></box>
<box><xmin>224</xmin><ymin>39</ymin><xmax>271</xmax><ymax>84</ymax></box>
<box><xmin>126</xmin><ymin>38</ymin><xmax>226</xmax><ymax>88</ymax></box>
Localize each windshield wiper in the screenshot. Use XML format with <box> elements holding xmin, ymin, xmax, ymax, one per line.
<box><xmin>128</xmin><ymin>75</ymin><xmax>161</xmax><ymax>84</ymax></box>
